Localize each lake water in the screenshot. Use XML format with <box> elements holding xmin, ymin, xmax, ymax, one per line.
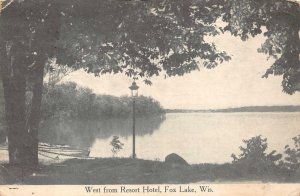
<box><xmin>89</xmin><ymin>112</ymin><xmax>300</xmax><ymax>164</ymax></box>
<box><xmin>1</xmin><ymin>112</ymin><xmax>299</xmax><ymax>164</ymax></box>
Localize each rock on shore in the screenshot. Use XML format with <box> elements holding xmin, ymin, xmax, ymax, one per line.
<box><xmin>165</xmin><ymin>153</ymin><xmax>189</xmax><ymax>167</ymax></box>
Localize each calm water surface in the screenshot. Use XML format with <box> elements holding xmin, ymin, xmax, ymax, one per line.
<box><xmin>1</xmin><ymin>112</ymin><xmax>299</xmax><ymax>164</ymax></box>
<box><xmin>90</xmin><ymin>112</ymin><xmax>300</xmax><ymax>164</ymax></box>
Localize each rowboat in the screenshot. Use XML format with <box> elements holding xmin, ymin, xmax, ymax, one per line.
<box><xmin>0</xmin><ymin>142</ymin><xmax>90</xmax><ymax>163</ymax></box>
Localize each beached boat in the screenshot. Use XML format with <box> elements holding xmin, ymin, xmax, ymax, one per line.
<box><xmin>38</xmin><ymin>142</ymin><xmax>90</xmax><ymax>159</ymax></box>
<box><xmin>0</xmin><ymin>142</ymin><xmax>90</xmax><ymax>163</ymax></box>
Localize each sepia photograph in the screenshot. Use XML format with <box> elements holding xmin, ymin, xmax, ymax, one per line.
<box><xmin>0</xmin><ymin>0</ymin><xmax>299</xmax><ymax>195</ymax></box>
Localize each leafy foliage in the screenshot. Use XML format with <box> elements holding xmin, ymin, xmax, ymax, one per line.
<box><xmin>222</xmin><ymin>0</ymin><xmax>300</xmax><ymax>94</ymax></box>
<box><xmin>110</xmin><ymin>136</ymin><xmax>124</xmax><ymax>157</ymax></box>
<box><xmin>0</xmin><ymin>0</ymin><xmax>60</xmax><ymax>75</ymax></box>
<box><xmin>282</xmin><ymin>135</ymin><xmax>300</xmax><ymax>171</ymax></box>
<box><xmin>55</xmin><ymin>0</ymin><xmax>231</xmax><ymax>81</ymax></box>
<box><xmin>41</xmin><ymin>82</ymin><xmax>164</xmax><ymax>121</ymax></box>
<box><xmin>1</xmin><ymin>0</ymin><xmax>297</xmax><ymax>92</ymax></box>
<box><xmin>231</xmin><ymin>135</ymin><xmax>282</xmax><ymax>175</ymax></box>
<box><xmin>0</xmin><ymin>0</ymin><xmax>231</xmax><ymax>84</ymax></box>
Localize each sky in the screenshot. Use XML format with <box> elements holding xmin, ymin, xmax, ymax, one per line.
<box><xmin>63</xmin><ymin>32</ymin><xmax>300</xmax><ymax>110</ymax></box>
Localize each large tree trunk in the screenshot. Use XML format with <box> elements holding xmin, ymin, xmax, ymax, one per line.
<box><xmin>0</xmin><ymin>0</ymin><xmax>61</xmax><ymax>169</ymax></box>
<box><xmin>0</xmin><ymin>41</ymin><xmax>46</xmax><ymax>167</ymax></box>
<box><xmin>0</xmin><ymin>72</ymin><xmax>5</xmax><ymax>143</ymax></box>
<box><xmin>0</xmin><ymin>41</ymin><xmax>28</xmax><ymax>166</ymax></box>
<box><xmin>25</xmin><ymin>54</ymin><xmax>46</xmax><ymax>167</ymax></box>
<box><xmin>0</xmin><ymin>0</ymin><xmax>60</xmax><ymax>168</ymax></box>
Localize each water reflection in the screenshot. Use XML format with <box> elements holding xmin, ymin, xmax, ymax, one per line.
<box><xmin>91</xmin><ymin>112</ymin><xmax>300</xmax><ymax>163</ymax></box>
<box><xmin>1</xmin><ymin>112</ymin><xmax>299</xmax><ymax>163</ymax></box>
<box><xmin>39</xmin><ymin>115</ymin><xmax>166</xmax><ymax>148</ymax></box>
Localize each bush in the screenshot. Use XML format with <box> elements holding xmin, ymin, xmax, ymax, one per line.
<box><xmin>110</xmin><ymin>136</ymin><xmax>124</xmax><ymax>157</ymax></box>
<box><xmin>282</xmin><ymin>135</ymin><xmax>300</xmax><ymax>172</ymax></box>
<box><xmin>231</xmin><ymin>135</ymin><xmax>282</xmax><ymax>177</ymax></box>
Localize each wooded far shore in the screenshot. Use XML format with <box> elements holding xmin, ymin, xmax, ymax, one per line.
<box><xmin>165</xmin><ymin>105</ymin><xmax>300</xmax><ymax>113</ymax></box>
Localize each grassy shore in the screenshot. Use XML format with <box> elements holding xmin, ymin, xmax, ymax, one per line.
<box><xmin>1</xmin><ymin>158</ymin><xmax>299</xmax><ymax>184</ymax></box>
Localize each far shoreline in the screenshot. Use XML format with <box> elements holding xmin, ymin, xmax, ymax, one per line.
<box><xmin>165</xmin><ymin>105</ymin><xmax>300</xmax><ymax>113</ymax></box>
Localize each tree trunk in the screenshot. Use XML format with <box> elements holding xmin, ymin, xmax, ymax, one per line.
<box><xmin>25</xmin><ymin>54</ymin><xmax>47</xmax><ymax>167</ymax></box>
<box><xmin>0</xmin><ymin>41</ymin><xmax>46</xmax><ymax>167</ymax></box>
<box><xmin>0</xmin><ymin>41</ymin><xmax>29</xmax><ymax>166</ymax></box>
<box><xmin>0</xmin><ymin>0</ymin><xmax>60</xmax><ymax>168</ymax></box>
<box><xmin>0</xmin><ymin>73</ymin><xmax>5</xmax><ymax>143</ymax></box>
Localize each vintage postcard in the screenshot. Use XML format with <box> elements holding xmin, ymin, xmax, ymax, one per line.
<box><xmin>0</xmin><ymin>0</ymin><xmax>299</xmax><ymax>195</ymax></box>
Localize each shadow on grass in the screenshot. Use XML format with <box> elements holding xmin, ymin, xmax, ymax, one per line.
<box><xmin>1</xmin><ymin>158</ymin><xmax>299</xmax><ymax>185</ymax></box>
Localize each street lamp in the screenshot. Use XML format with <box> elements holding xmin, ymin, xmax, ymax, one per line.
<box><xmin>129</xmin><ymin>80</ymin><xmax>139</xmax><ymax>159</ymax></box>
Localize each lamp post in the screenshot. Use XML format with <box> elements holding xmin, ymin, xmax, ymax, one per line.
<box><xmin>129</xmin><ymin>80</ymin><xmax>139</xmax><ymax>159</ymax></box>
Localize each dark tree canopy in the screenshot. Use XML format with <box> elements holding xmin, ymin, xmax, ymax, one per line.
<box><xmin>1</xmin><ymin>0</ymin><xmax>299</xmax><ymax>92</ymax></box>
<box><xmin>222</xmin><ymin>0</ymin><xmax>300</xmax><ymax>94</ymax></box>
<box><xmin>55</xmin><ymin>0</ymin><xmax>231</xmax><ymax>85</ymax></box>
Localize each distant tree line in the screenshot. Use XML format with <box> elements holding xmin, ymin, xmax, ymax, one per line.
<box><xmin>166</xmin><ymin>106</ymin><xmax>300</xmax><ymax>113</ymax></box>
<box><xmin>41</xmin><ymin>82</ymin><xmax>164</xmax><ymax>121</ymax></box>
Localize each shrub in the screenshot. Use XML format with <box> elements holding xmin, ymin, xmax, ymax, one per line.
<box><xmin>231</xmin><ymin>135</ymin><xmax>282</xmax><ymax>177</ymax></box>
<box><xmin>282</xmin><ymin>135</ymin><xmax>300</xmax><ymax>172</ymax></box>
<box><xmin>110</xmin><ymin>136</ymin><xmax>124</xmax><ymax>157</ymax></box>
